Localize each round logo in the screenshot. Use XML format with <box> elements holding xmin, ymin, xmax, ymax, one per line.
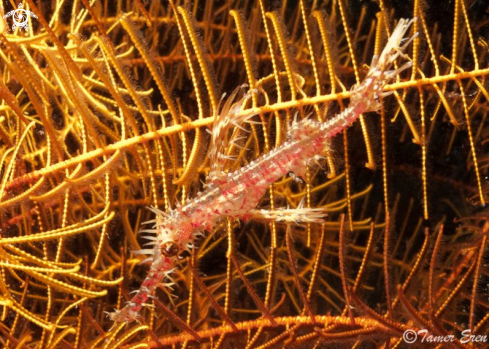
<box><xmin>3</xmin><ymin>3</ymin><xmax>38</xmax><ymax>32</ymax></box>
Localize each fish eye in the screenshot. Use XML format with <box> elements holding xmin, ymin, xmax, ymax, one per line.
<box><xmin>160</xmin><ymin>241</ymin><xmax>179</xmax><ymax>257</ymax></box>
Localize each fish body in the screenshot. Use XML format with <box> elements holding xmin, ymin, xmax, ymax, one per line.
<box><xmin>108</xmin><ymin>18</ymin><xmax>417</xmax><ymax>323</ymax></box>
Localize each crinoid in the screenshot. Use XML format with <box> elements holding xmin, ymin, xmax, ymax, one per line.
<box><xmin>0</xmin><ymin>0</ymin><xmax>488</xmax><ymax>348</ymax></box>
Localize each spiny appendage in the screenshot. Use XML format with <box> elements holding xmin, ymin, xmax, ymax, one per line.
<box><xmin>208</xmin><ymin>85</ymin><xmax>258</xmax><ymax>183</ymax></box>
<box><xmin>145</xmin><ymin>206</ymin><xmax>201</xmax><ymax>253</ymax></box>
<box><xmin>108</xmin><ymin>207</ymin><xmax>198</xmax><ymax>323</ymax></box>
<box><xmin>354</xmin><ymin>18</ymin><xmax>418</xmax><ymax>104</ymax></box>
<box><xmin>320</xmin><ymin>17</ymin><xmax>417</xmax><ymax>138</ymax></box>
<box><xmin>373</xmin><ymin>18</ymin><xmax>418</xmax><ymax>73</ymax></box>
<box><xmin>251</xmin><ymin>198</ymin><xmax>326</xmax><ymax>223</ymax></box>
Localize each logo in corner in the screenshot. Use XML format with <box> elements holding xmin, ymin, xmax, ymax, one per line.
<box><xmin>3</xmin><ymin>3</ymin><xmax>37</xmax><ymax>32</ymax></box>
